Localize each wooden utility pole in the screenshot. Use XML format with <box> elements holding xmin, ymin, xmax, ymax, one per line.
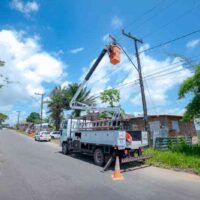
<box><xmin>35</xmin><ymin>92</ymin><xmax>45</xmax><ymax>130</ymax></box>
<box><xmin>122</xmin><ymin>30</ymin><xmax>151</xmax><ymax>146</ymax></box>
<box><xmin>17</xmin><ymin>111</ymin><xmax>20</xmax><ymax>129</ymax></box>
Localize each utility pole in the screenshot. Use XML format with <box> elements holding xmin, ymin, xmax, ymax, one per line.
<box><xmin>17</xmin><ymin>111</ymin><xmax>20</xmax><ymax>129</ymax></box>
<box><xmin>122</xmin><ymin>30</ymin><xmax>151</xmax><ymax>146</ymax></box>
<box><xmin>35</xmin><ymin>92</ymin><xmax>44</xmax><ymax>130</ymax></box>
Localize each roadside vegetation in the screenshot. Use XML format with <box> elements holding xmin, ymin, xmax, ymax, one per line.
<box><xmin>145</xmin><ymin>138</ymin><xmax>200</xmax><ymax>174</ymax></box>
<box><xmin>0</xmin><ymin>60</ymin><xmax>11</xmax><ymax>89</ymax></box>
<box><xmin>178</xmin><ymin>64</ymin><xmax>200</xmax><ymax>121</ymax></box>
<box><xmin>47</xmin><ymin>83</ymin><xmax>95</xmax><ymax>130</ymax></box>
<box><xmin>0</xmin><ymin>112</ymin><xmax>8</xmax><ymax>127</ymax></box>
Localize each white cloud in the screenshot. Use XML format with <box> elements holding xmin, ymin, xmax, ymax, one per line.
<box><xmin>102</xmin><ymin>34</ymin><xmax>110</xmax><ymax>42</ymax></box>
<box><xmin>70</xmin><ymin>47</ymin><xmax>84</xmax><ymax>54</ymax></box>
<box><xmin>10</xmin><ymin>0</ymin><xmax>39</xmax><ymax>15</ymax></box>
<box><xmin>61</xmin><ymin>80</ymin><xmax>71</xmax><ymax>89</ymax></box>
<box><xmin>186</xmin><ymin>39</ymin><xmax>200</xmax><ymax>49</ymax></box>
<box><xmin>0</xmin><ymin>29</ymin><xmax>66</xmax><ymax>119</ymax></box>
<box><xmin>83</xmin><ymin>44</ymin><xmax>191</xmax><ymax>114</ymax></box>
<box><xmin>111</xmin><ymin>16</ymin><xmax>123</xmax><ymax>29</ymax></box>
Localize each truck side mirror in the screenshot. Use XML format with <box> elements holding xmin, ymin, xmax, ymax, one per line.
<box><xmin>60</xmin><ymin>130</ymin><xmax>63</xmax><ymax>136</ymax></box>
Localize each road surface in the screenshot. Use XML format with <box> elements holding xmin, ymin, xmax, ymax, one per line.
<box><xmin>0</xmin><ymin>129</ymin><xmax>200</xmax><ymax>200</ymax></box>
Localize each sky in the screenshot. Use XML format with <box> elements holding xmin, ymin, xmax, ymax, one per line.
<box><xmin>0</xmin><ymin>0</ymin><xmax>200</xmax><ymax>126</ymax></box>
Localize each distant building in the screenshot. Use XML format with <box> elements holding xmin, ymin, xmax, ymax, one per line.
<box><xmin>128</xmin><ymin>115</ymin><xmax>196</xmax><ymax>137</ymax></box>
<box><xmin>84</xmin><ymin>113</ymin><xmax>196</xmax><ymax>137</ymax></box>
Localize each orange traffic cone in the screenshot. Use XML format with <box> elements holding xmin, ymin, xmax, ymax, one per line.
<box><xmin>111</xmin><ymin>156</ymin><xmax>124</xmax><ymax>180</ymax></box>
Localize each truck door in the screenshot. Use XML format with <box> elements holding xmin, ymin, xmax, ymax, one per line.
<box><xmin>60</xmin><ymin>120</ymin><xmax>69</xmax><ymax>143</ymax></box>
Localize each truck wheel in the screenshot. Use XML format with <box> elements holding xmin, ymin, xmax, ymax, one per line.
<box><xmin>94</xmin><ymin>148</ymin><xmax>105</xmax><ymax>166</ymax></box>
<box><xmin>62</xmin><ymin>143</ymin><xmax>69</xmax><ymax>155</ymax></box>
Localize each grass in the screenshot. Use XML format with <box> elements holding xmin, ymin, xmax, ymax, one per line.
<box><xmin>16</xmin><ymin>129</ymin><xmax>60</xmax><ymax>145</ymax></box>
<box><xmin>50</xmin><ymin>139</ymin><xmax>60</xmax><ymax>145</ymax></box>
<box><xmin>144</xmin><ymin>142</ymin><xmax>200</xmax><ymax>175</ymax></box>
<box><xmin>16</xmin><ymin>129</ymin><xmax>27</xmax><ymax>136</ymax></box>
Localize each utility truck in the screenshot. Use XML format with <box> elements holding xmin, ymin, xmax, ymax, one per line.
<box><xmin>60</xmin><ymin>39</ymin><xmax>150</xmax><ymax>168</ymax></box>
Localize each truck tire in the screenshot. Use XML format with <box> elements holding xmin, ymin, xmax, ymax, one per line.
<box><xmin>93</xmin><ymin>148</ymin><xmax>105</xmax><ymax>166</ymax></box>
<box><xmin>62</xmin><ymin>143</ymin><xmax>69</xmax><ymax>155</ymax></box>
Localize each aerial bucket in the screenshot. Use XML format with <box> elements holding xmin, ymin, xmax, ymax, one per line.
<box><xmin>109</xmin><ymin>45</ymin><xmax>121</xmax><ymax>65</ymax></box>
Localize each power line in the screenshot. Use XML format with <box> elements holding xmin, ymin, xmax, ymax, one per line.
<box><xmin>111</xmin><ymin>0</ymin><xmax>164</xmax><ymax>39</ymax></box>
<box><xmin>87</xmin><ymin>38</ymin><xmax>139</xmax><ymax>87</ymax></box>
<box><xmin>142</xmin><ymin>5</ymin><xmax>196</xmax><ymax>39</ymax></box>
<box><xmin>92</xmin><ymin>55</ymin><xmax>199</xmax><ymax>96</ymax></box>
<box><xmin>116</xmin><ymin>40</ymin><xmax>138</xmax><ymax>71</ymax></box>
<box><xmin>120</xmin><ymin>0</ymin><xmax>163</xmax><ymax>34</ymax></box>
<box><xmin>130</xmin><ymin>0</ymin><xmax>177</xmax><ymax>34</ymax></box>
<box><xmin>98</xmin><ymin>30</ymin><xmax>200</xmax><ymax>88</ymax></box>
<box><xmin>140</xmin><ymin>28</ymin><xmax>200</xmax><ymax>53</ymax></box>
<box><xmin>145</xmin><ymin>66</ymin><xmax>195</xmax><ymax>80</ymax></box>
<box><xmin>144</xmin><ymin>79</ymin><xmax>159</xmax><ymax>114</ymax></box>
<box><xmin>92</xmin><ymin>54</ymin><xmax>200</xmax><ymax>97</ymax></box>
<box><xmin>92</xmin><ymin>60</ymin><xmax>197</xmax><ymax>98</ymax></box>
<box><xmin>142</xmin><ymin>57</ymin><xmax>200</xmax><ymax>79</ymax></box>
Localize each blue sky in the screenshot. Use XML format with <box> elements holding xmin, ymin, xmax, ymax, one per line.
<box><xmin>0</xmin><ymin>0</ymin><xmax>200</xmax><ymax>125</ymax></box>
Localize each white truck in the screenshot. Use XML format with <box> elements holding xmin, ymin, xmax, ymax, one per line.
<box><xmin>60</xmin><ymin>41</ymin><xmax>150</xmax><ymax>168</ymax></box>
<box><xmin>60</xmin><ymin>117</ymin><xmax>148</xmax><ymax>167</ymax></box>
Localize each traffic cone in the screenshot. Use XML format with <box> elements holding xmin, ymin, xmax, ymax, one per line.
<box><xmin>111</xmin><ymin>156</ymin><xmax>124</xmax><ymax>180</ymax></box>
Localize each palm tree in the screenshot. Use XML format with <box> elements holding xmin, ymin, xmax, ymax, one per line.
<box><xmin>47</xmin><ymin>86</ymin><xmax>68</xmax><ymax>130</ymax></box>
<box><xmin>66</xmin><ymin>83</ymin><xmax>96</xmax><ymax>117</ymax></box>
<box><xmin>47</xmin><ymin>83</ymin><xmax>96</xmax><ymax>129</ymax></box>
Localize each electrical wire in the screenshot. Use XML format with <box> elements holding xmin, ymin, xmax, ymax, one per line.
<box><xmin>92</xmin><ymin>60</ymin><xmax>198</xmax><ymax>99</ymax></box>
<box><xmin>129</xmin><ymin>0</ymin><xmax>177</xmax><ymax>34</ymax></box>
<box><xmin>139</xmin><ymin>28</ymin><xmax>200</xmax><ymax>53</ymax></box>
<box><xmin>144</xmin><ymin>79</ymin><xmax>159</xmax><ymax>114</ymax></box>
<box><xmin>111</xmin><ymin>0</ymin><xmax>164</xmax><ymax>39</ymax></box>
<box><xmin>92</xmin><ymin>53</ymin><xmax>200</xmax><ymax>97</ymax></box>
<box><xmin>142</xmin><ymin>5</ymin><xmax>196</xmax><ymax>39</ymax></box>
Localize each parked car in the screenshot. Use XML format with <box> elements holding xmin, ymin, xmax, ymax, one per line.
<box><xmin>35</xmin><ymin>131</ymin><xmax>51</xmax><ymax>142</ymax></box>
<box><xmin>50</xmin><ymin>131</ymin><xmax>61</xmax><ymax>139</ymax></box>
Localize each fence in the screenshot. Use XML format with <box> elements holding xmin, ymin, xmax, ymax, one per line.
<box><xmin>154</xmin><ymin>136</ymin><xmax>192</xmax><ymax>149</ymax></box>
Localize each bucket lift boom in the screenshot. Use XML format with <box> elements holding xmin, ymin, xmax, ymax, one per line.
<box><xmin>70</xmin><ymin>44</ymin><xmax>122</xmax><ymax>117</ymax></box>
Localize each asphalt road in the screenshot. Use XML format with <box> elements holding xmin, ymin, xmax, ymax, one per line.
<box><xmin>0</xmin><ymin>129</ymin><xmax>200</xmax><ymax>200</ymax></box>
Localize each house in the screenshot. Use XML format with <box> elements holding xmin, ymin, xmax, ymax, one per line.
<box><xmin>128</xmin><ymin>115</ymin><xmax>197</xmax><ymax>137</ymax></box>
<box><xmin>84</xmin><ymin>113</ymin><xmax>196</xmax><ymax>137</ymax></box>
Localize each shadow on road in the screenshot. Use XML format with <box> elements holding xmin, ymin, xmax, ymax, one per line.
<box><xmin>55</xmin><ymin>151</ymin><xmax>148</xmax><ymax>172</ymax></box>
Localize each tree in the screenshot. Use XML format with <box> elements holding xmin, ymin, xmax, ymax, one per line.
<box><xmin>65</xmin><ymin>83</ymin><xmax>96</xmax><ymax>117</ymax></box>
<box><xmin>26</xmin><ymin>112</ymin><xmax>41</xmax><ymax>123</ymax></box>
<box><xmin>47</xmin><ymin>86</ymin><xmax>67</xmax><ymax>130</ymax></box>
<box><xmin>100</xmin><ymin>88</ymin><xmax>120</xmax><ymax>107</ymax></box>
<box><xmin>0</xmin><ymin>112</ymin><xmax>8</xmax><ymax>122</ymax></box>
<box><xmin>47</xmin><ymin>83</ymin><xmax>96</xmax><ymax>130</ymax></box>
<box><xmin>178</xmin><ymin>64</ymin><xmax>200</xmax><ymax>121</ymax></box>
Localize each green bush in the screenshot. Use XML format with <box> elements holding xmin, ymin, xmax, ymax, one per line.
<box><xmin>145</xmin><ymin>148</ymin><xmax>200</xmax><ymax>174</ymax></box>
<box><xmin>169</xmin><ymin>138</ymin><xmax>200</xmax><ymax>156</ymax></box>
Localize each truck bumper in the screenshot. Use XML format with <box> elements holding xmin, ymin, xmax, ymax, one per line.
<box><xmin>121</xmin><ymin>154</ymin><xmax>152</xmax><ymax>164</ymax></box>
